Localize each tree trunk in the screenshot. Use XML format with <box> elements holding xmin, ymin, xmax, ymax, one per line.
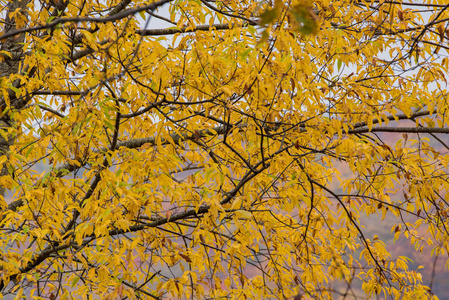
<box><xmin>0</xmin><ymin>0</ymin><xmax>30</xmax><ymax>199</ymax></box>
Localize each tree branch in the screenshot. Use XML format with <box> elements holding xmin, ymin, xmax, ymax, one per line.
<box><xmin>198</xmin><ymin>0</ymin><xmax>257</xmax><ymax>25</ymax></box>
<box><xmin>0</xmin><ymin>0</ymin><xmax>173</xmax><ymax>41</ymax></box>
<box><xmin>136</xmin><ymin>23</ymin><xmax>245</xmax><ymax>36</ymax></box>
<box><xmin>352</xmin><ymin>110</ymin><xmax>431</xmax><ymax>129</ymax></box>
<box><xmin>348</xmin><ymin>126</ymin><xmax>449</xmax><ymax>134</ymax></box>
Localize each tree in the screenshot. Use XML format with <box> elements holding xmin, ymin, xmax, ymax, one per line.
<box><xmin>0</xmin><ymin>0</ymin><xmax>448</xmax><ymax>298</ymax></box>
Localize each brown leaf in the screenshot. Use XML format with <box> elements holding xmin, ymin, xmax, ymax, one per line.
<box><xmin>179</xmin><ymin>252</ymin><xmax>192</xmax><ymax>263</ymax></box>
<box><xmin>239</xmin><ymin>273</ymin><xmax>246</xmax><ymax>286</ymax></box>
<box><xmin>404</xmin><ymin>172</ymin><xmax>411</xmax><ymax>180</ymax></box>
<box><xmin>244</xmin><ymin>84</ymin><xmax>252</xmax><ymax>95</ymax></box>
<box><xmin>380</xmin><ymin>144</ymin><xmax>391</xmax><ymax>152</ymax></box>
<box><xmin>295</xmin><ymin>140</ymin><xmax>300</xmax><ymax>149</ymax></box>
<box><xmin>437</xmin><ymin>24</ymin><xmax>445</xmax><ymax>41</ymax></box>
<box><xmin>194</xmin><ymin>130</ymin><xmax>201</xmax><ymax>140</ymax></box>
<box><xmin>199</xmin><ymin>234</ymin><xmax>205</xmax><ymax>244</ymax></box>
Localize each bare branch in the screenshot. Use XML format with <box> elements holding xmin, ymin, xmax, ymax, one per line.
<box><xmin>36</xmin><ymin>104</ymin><xmax>66</xmax><ymax>118</ymax></box>
<box><xmin>349</xmin><ymin>126</ymin><xmax>449</xmax><ymax>134</ymax></box>
<box><xmin>136</xmin><ymin>23</ymin><xmax>246</xmax><ymax>36</ymax></box>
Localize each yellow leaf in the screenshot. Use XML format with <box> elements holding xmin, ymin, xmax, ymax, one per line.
<box><xmin>235</xmin><ymin>210</ymin><xmax>252</xmax><ymax>219</ymax></box>
<box><xmin>221</xmin><ymin>86</ymin><xmax>233</xmax><ymax>97</ymax></box>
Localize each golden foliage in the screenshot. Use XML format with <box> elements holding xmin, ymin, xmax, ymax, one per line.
<box><xmin>0</xmin><ymin>0</ymin><xmax>448</xmax><ymax>298</ymax></box>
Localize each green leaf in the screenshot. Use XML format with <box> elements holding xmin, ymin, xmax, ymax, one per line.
<box><xmin>259</xmin><ymin>8</ymin><xmax>278</xmax><ymax>26</ymax></box>
<box><xmin>259</xmin><ymin>0</ymin><xmax>283</xmax><ymax>26</ymax></box>
<box><xmin>46</xmin><ymin>16</ymin><xmax>56</xmax><ymax>24</ymax></box>
<box><xmin>290</xmin><ymin>5</ymin><xmax>318</xmax><ymax>35</ymax></box>
<box><xmin>71</xmin><ymin>276</ymin><xmax>80</xmax><ymax>287</ymax></box>
<box><xmin>139</xmin><ymin>10</ymin><xmax>146</xmax><ymax>20</ymax></box>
